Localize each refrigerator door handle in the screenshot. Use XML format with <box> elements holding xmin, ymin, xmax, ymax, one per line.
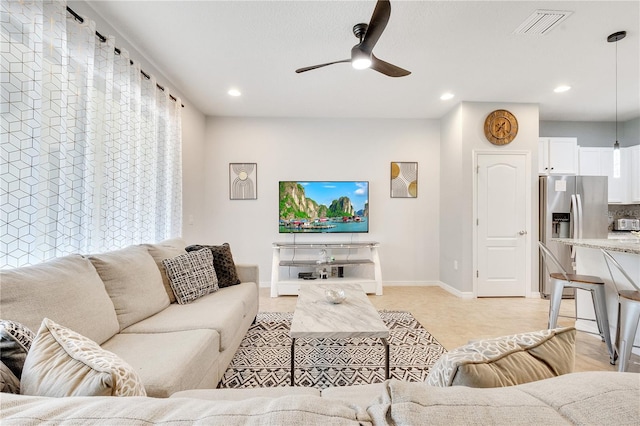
<box><xmin>576</xmin><ymin>193</ymin><xmax>583</xmax><ymax>239</ymax></box>
<box><xmin>570</xmin><ymin>194</ymin><xmax>578</xmax><ymax>260</ymax></box>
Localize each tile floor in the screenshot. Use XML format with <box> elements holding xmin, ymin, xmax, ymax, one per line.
<box><xmin>259</xmin><ymin>286</ymin><xmax>640</xmax><ymax>373</ymax></box>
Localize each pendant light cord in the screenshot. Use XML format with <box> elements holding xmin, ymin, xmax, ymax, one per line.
<box><xmin>615</xmin><ymin>39</ymin><xmax>618</xmax><ymax>143</ymax></box>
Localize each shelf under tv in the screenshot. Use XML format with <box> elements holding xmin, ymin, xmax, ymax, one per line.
<box><xmin>270</xmin><ymin>241</ymin><xmax>382</xmax><ymax>297</ymax></box>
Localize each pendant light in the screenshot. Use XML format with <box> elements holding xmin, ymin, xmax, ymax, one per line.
<box><xmin>608</xmin><ymin>31</ymin><xmax>626</xmax><ymax>179</ymax></box>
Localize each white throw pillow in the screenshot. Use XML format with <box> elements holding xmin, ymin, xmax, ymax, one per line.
<box><xmin>20</xmin><ymin>318</ymin><xmax>146</xmax><ymax>397</ymax></box>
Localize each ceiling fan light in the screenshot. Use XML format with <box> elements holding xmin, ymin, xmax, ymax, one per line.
<box><xmin>352</xmin><ymin>57</ymin><xmax>372</xmax><ymax>70</ymax></box>
<box><xmin>554</xmin><ymin>85</ymin><xmax>571</xmax><ymax>93</ymax></box>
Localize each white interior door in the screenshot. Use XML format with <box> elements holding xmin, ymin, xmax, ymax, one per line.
<box><xmin>476</xmin><ymin>154</ymin><xmax>528</xmax><ymax>297</ymax></box>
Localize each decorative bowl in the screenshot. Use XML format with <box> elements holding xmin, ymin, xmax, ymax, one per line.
<box><xmin>325</xmin><ymin>288</ymin><xmax>346</xmax><ymax>304</ymax></box>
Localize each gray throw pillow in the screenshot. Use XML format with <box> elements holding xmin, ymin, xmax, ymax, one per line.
<box><xmin>185</xmin><ymin>243</ymin><xmax>241</xmax><ymax>288</ymax></box>
<box><xmin>1</xmin><ymin>362</ymin><xmax>20</xmax><ymax>394</ymax></box>
<box><xmin>0</xmin><ymin>319</ymin><xmax>35</xmax><ymax>381</ymax></box>
<box><xmin>162</xmin><ymin>249</ymin><xmax>219</xmax><ymax>304</ymax></box>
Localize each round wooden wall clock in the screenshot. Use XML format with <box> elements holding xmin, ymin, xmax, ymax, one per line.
<box><xmin>484</xmin><ymin>109</ymin><xmax>518</xmax><ymax>145</ymax></box>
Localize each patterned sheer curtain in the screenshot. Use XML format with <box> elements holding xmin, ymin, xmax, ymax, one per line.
<box><xmin>1</xmin><ymin>1</ymin><xmax>182</xmax><ymax>268</ymax></box>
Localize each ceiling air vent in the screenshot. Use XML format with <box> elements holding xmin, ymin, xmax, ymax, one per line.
<box><xmin>514</xmin><ymin>10</ymin><xmax>573</xmax><ymax>35</ymax></box>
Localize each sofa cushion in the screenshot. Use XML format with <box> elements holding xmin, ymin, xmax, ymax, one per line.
<box><xmin>1</xmin><ymin>362</ymin><xmax>20</xmax><ymax>394</ymax></box>
<box><xmin>143</xmin><ymin>238</ymin><xmax>188</xmax><ymax>303</ymax></box>
<box><xmin>426</xmin><ymin>327</ymin><xmax>576</xmax><ymax>387</ymax></box>
<box><xmin>171</xmin><ymin>386</ymin><xmax>321</xmax><ymax>400</ymax></box>
<box><xmin>102</xmin><ymin>329</ymin><xmax>219</xmax><ymax>398</ymax></box>
<box><xmin>186</xmin><ymin>243</ymin><xmax>241</xmax><ymax>288</ymax></box>
<box><xmin>21</xmin><ymin>318</ymin><xmax>146</xmax><ymax>397</ymax></box>
<box><xmin>0</xmin><ymin>320</ymin><xmax>35</xmax><ymax>380</ymax></box>
<box><xmin>0</xmin><ymin>393</ymin><xmax>369</xmax><ymax>425</ymax></box>
<box><xmin>121</xmin><ymin>282</ymin><xmax>257</xmax><ymax>352</ymax></box>
<box><xmin>366</xmin><ymin>377</ymin><xmax>595</xmax><ymax>425</ymax></box>
<box><xmin>162</xmin><ymin>249</ymin><xmax>219</xmax><ymax>304</ymax></box>
<box><xmin>89</xmin><ymin>245</ymin><xmax>170</xmax><ymax>330</ymax></box>
<box><xmin>321</xmin><ymin>383</ymin><xmax>386</xmax><ymax>408</ymax></box>
<box><xmin>516</xmin><ymin>371</ymin><xmax>640</xmax><ymax>424</ymax></box>
<box><xmin>0</xmin><ymin>255</ymin><xmax>119</xmax><ymax>345</ymax></box>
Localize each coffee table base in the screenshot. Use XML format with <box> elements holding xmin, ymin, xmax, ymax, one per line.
<box><xmin>290</xmin><ymin>337</ymin><xmax>390</xmax><ymax>386</ymax></box>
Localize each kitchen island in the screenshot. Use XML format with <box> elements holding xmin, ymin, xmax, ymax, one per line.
<box><xmin>552</xmin><ymin>237</ymin><xmax>640</xmax><ymax>357</ymax></box>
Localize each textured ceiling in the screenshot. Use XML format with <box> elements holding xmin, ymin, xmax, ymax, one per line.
<box><xmin>84</xmin><ymin>1</ymin><xmax>639</xmax><ymax>121</ymax></box>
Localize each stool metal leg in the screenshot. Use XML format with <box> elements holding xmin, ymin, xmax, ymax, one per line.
<box><xmin>548</xmin><ymin>278</ymin><xmax>565</xmax><ymax>329</ymax></box>
<box><xmin>592</xmin><ymin>285</ymin><xmax>615</xmax><ymax>364</ymax></box>
<box><xmin>618</xmin><ymin>298</ymin><xmax>640</xmax><ymax>372</ymax></box>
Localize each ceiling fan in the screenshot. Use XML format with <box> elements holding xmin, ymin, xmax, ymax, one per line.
<box><xmin>295</xmin><ymin>0</ymin><xmax>410</xmax><ymax>77</ymax></box>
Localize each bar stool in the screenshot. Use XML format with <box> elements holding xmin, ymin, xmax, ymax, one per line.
<box><xmin>538</xmin><ymin>242</ymin><xmax>615</xmax><ymax>364</ymax></box>
<box><xmin>602</xmin><ymin>249</ymin><xmax>640</xmax><ymax>372</ymax></box>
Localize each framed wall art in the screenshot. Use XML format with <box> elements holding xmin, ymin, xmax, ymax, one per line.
<box><xmin>229</xmin><ymin>163</ymin><xmax>257</xmax><ymax>200</ymax></box>
<box><xmin>390</xmin><ymin>162</ymin><xmax>418</xmax><ymax>198</ymax></box>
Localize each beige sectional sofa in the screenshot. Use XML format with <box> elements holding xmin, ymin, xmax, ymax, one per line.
<box><xmin>1</xmin><ymin>372</ymin><xmax>638</xmax><ymax>424</ymax></box>
<box><xmin>2</xmin><ymin>241</ymin><xmax>639</xmax><ymax>424</ymax></box>
<box><xmin>0</xmin><ymin>239</ymin><xmax>259</xmax><ymax>398</ymax></box>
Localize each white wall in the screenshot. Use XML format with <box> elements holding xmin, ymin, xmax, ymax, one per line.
<box><xmin>439</xmin><ymin>102</ymin><xmax>540</xmax><ymax>296</ymax></box>
<box><xmin>189</xmin><ymin>117</ymin><xmax>440</xmax><ymax>286</ymax></box>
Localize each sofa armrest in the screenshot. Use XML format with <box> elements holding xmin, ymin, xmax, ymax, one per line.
<box><xmin>236</xmin><ymin>264</ymin><xmax>259</xmax><ymax>285</ymax></box>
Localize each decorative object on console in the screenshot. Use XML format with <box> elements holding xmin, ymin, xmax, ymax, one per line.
<box><xmin>21</xmin><ymin>318</ymin><xmax>146</xmax><ymax>397</ymax></box>
<box><xmin>185</xmin><ymin>243</ymin><xmax>241</xmax><ymax>288</ymax></box>
<box><xmin>162</xmin><ymin>249</ymin><xmax>219</xmax><ymax>305</ymax></box>
<box><xmin>483</xmin><ymin>109</ymin><xmax>518</xmax><ymax>145</ymax></box>
<box><xmin>229</xmin><ymin>163</ymin><xmax>257</xmax><ymax>200</ymax></box>
<box><xmin>391</xmin><ymin>162</ymin><xmax>418</xmax><ymax>198</ymax></box>
<box><xmin>426</xmin><ymin>327</ymin><xmax>576</xmax><ymax>388</ymax></box>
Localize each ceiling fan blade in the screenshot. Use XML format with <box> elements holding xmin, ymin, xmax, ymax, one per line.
<box><xmin>295</xmin><ymin>59</ymin><xmax>351</xmax><ymax>74</ymax></box>
<box><xmin>370</xmin><ymin>55</ymin><xmax>411</xmax><ymax>77</ymax></box>
<box><xmin>360</xmin><ymin>0</ymin><xmax>391</xmax><ymax>54</ymax></box>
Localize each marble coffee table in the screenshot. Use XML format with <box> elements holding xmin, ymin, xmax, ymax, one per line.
<box><xmin>289</xmin><ymin>283</ymin><xmax>390</xmax><ymax>386</ymax></box>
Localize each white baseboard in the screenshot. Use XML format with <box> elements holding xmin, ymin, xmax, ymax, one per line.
<box><xmin>382</xmin><ymin>281</ymin><xmax>440</xmax><ymax>287</ymax></box>
<box><xmin>437</xmin><ymin>281</ymin><xmax>475</xmax><ymax>299</ymax></box>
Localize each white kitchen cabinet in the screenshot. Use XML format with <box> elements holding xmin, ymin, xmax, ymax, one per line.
<box><xmin>539</xmin><ymin>137</ymin><xmax>577</xmax><ymax>175</ymax></box>
<box><xmin>578</xmin><ymin>147</ymin><xmax>625</xmax><ymax>203</ymax></box>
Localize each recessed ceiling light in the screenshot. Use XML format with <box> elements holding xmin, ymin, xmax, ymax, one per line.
<box><xmin>228</xmin><ymin>88</ymin><xmax>241</xmax><ymax>97</ymax></box>
<box><xmin>440</xmin><ymin>93</ymin><xmax>455</xmax><ymax>101</ymax></box>
<box><xmin>554</xmin><ymin>85</ymin><xmax>571</xmax><ymax>93</ymax></box>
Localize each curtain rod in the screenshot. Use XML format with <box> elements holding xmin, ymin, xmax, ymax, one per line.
<box><xmin>66</xmin><ymin>6</ymin><xmax>184</xmax><ymax>108</ymax></box>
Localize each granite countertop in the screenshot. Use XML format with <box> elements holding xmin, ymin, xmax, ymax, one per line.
<box><xmin>552</xmin><ymin>237</ymin><xmax>640</xmax><ymax>255</ymax></box>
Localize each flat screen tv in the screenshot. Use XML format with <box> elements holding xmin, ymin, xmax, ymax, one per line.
<box><xmin>279</xmin><ymin>181</ymin><xmax>369</xmax><ymax>233</ymax></box>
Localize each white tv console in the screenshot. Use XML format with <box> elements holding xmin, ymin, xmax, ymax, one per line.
<box><xmin>270</xmin><ymin>241</ymin><xmax>382</xmax><ymax>297</ymax></box>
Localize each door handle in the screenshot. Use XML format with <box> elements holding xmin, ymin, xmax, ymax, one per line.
<box><xmin>518</xmin><ymin>230</ymin><xmax>527</xmax><ymax>235</ymax></box>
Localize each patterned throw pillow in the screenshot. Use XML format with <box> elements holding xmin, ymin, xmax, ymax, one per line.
<box><xmin>426</xmin><ymin>327</ymin><xmax>576</xmax><ymax>388</ymax></box>
<box><xmin>20</xmin><ymin>318</ymin><xmax>146</xmax><ymax>397</ymax></box>
<box><xmin>162</xmin><ymin>249</ymin><xmax>219</xmax><ymax>304</ymax></box>
<box><xmin>0</xmin><ymin>319</ymin><xmax>35</xmax><ymax>382</ymax></box>
<box><xmin>185</xmin><ymin>243</ymin><xmax>241</xmax><ymax>288</ymax></box>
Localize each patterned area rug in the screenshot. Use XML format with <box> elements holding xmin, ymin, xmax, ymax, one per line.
<box><xmin>218</xmin><ymin>311</ymin><xmax>447</xmax><ymax>390</ymax></box>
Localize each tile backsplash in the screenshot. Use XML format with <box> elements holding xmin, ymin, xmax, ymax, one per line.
<box><xmin>608</xmin><ymin>204</ymin><xmax>640</xmax><ymax>230</ymax></box>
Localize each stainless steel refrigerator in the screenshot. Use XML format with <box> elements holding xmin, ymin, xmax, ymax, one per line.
<box><xmin>538</xmin><ymin>176</ymin><xmax>608</xmax><ymax>298</ymax></box>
